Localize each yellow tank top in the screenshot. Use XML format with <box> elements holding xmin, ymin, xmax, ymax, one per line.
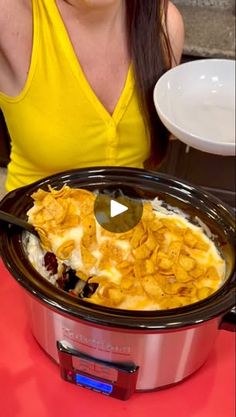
<box><xmin>0</xmin><ymin>0</ymin><xmax>150</xmax><ymax>191</ymax></box>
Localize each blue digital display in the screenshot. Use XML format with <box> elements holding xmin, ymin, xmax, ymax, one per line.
<box><xmin>75</xmin><ymin>374</ymin><xmax>113</xmax><ymax>395</ymax></box>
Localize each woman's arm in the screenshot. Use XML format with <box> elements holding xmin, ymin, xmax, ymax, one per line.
<box><xmin>164</xmin><ymin>2</ymin><xmax>185</xmax><ymax>141</ymax></box>
<box><xmin>166</xmin><ymin>1</ymin><xmax>185</xmax><ymax>66</ymax></box>
<box><xmin>0</xmin><ymin>0</ymin><xmax>32</xmax><ymax>96</ymax></box>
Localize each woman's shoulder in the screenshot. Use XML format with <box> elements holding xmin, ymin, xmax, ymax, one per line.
<box><xmin>0</xmin><ymin>0</ymin><xmax>31</xmax><ymax>39</ymax></box>
<box><xmin>0</xmin><ymin>0</ymin><xmax>31</xmax><ymax>54</ymax></box>
<box><xmin>0</xmin><ymin>0</ymin><xmax>30</xmax><ymax>16</ymax></box>
<box><xmin>164</xmin><ymin>1</ymin><xmax>185</xmax><ymax>65</ymax></box>
<box><xmin>0</xmin><ymin>0</ymin><xmax>32</xmax><ymax>97</ymax></box>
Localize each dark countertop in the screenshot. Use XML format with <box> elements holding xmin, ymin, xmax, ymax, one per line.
<box><xmin>176</xmin><ymin>4</ymin><xmax>235</xmax><ymax>59</ymax></box>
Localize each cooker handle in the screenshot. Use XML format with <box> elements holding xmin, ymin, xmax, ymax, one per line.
<box><xmin>220</xmin><ymin>307</ymin><xmax>236</xmax><ymax>332</ymax></box>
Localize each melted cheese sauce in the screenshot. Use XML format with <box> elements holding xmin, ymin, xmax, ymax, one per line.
<box><xmin>26</xmin><ymin>197</ymin><xmax>225</xmax><ymax>310</ymax></box>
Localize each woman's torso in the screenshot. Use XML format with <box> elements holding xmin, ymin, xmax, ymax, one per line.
<box><xmin>0</xmin><ymin>0</ymin><xmax>150</xmax><ymax>191</ymax></box>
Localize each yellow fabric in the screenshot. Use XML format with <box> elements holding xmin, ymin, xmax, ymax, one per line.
<box><xmin>0</xmin><ymin>0</ymin><xmax>150</xmax><ymax>192</ymax></box>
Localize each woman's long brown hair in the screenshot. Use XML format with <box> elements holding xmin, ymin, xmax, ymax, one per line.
<box><xmin>126</xmin><ymin>0</ymin><xmax>172</xmax><ymax>168</ymax></box>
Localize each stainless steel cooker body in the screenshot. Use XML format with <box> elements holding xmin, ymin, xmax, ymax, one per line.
<box><xmin>26</xmin><ymin>293</ymin><xmax>221</xmax><ymax>391</ymax></box>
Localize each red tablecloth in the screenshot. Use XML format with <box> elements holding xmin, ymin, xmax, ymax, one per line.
<box><xmin>0</xmin><ymin>258</ymin><xmax>235</xmax><ymax>417</ymax></box>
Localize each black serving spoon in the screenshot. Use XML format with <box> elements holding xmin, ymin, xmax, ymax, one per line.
<box><xmin>0</xmin><ymin>209</ymin><xmax>38</xmax><ymax>236</ymax></box>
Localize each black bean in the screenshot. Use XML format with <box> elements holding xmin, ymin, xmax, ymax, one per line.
<box><xmin>63</xmin><ymin>269</ymin><xmax>79</xmax><ymax>292</ymax></box>
<box><xmin>80</xmin><ymin>283</ymin><xmax>99</xmax><ymax>298</ymax></box>
<box><xmin>44</xmin><ymin>252</ymin><xmax>58</xmax><ymax>275</ymax></box>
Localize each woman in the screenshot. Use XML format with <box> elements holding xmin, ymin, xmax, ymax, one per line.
<box><xmin>0</xmin><ymin>0</ymin><xmax>184</xmax><ymax>191</ymax></box>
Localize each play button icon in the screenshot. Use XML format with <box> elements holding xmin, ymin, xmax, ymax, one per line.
<box><xmin>94</xmin><ymin>191</ymin><xmax>143</xmax><ymax>233</ymax></box>
<box><xmin>110</xmin><ymin>200</ymin><xmax>128</xmax><ymax>218</ymax></box>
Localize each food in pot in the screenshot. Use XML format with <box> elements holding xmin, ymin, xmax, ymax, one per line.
<box><xmin>26</xmin><ymin>185</ymin><xmax>225</xmax><ymax>310</ymax></box>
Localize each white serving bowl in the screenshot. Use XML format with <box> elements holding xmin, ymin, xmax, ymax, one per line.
<box><xmin>154</xmin><ymin>59</ymin><xmax>235</xmax><ymax>155</ymax></box>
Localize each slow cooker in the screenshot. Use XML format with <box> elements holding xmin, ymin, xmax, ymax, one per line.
<box><xmin>0</xmin><ymin>167</ymin><xmax>235</xmax><ymax>400</ymax></box>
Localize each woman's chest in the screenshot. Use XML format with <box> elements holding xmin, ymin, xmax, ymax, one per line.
<box><xmin>76</xmin><ymin>53</ymin><xmax>131</xmax><ymax>115</ymax></box>
<box><xmin>56</xmin><ymin>2</ymin><xmax>130</xmax><ymax>115</ymax></box>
